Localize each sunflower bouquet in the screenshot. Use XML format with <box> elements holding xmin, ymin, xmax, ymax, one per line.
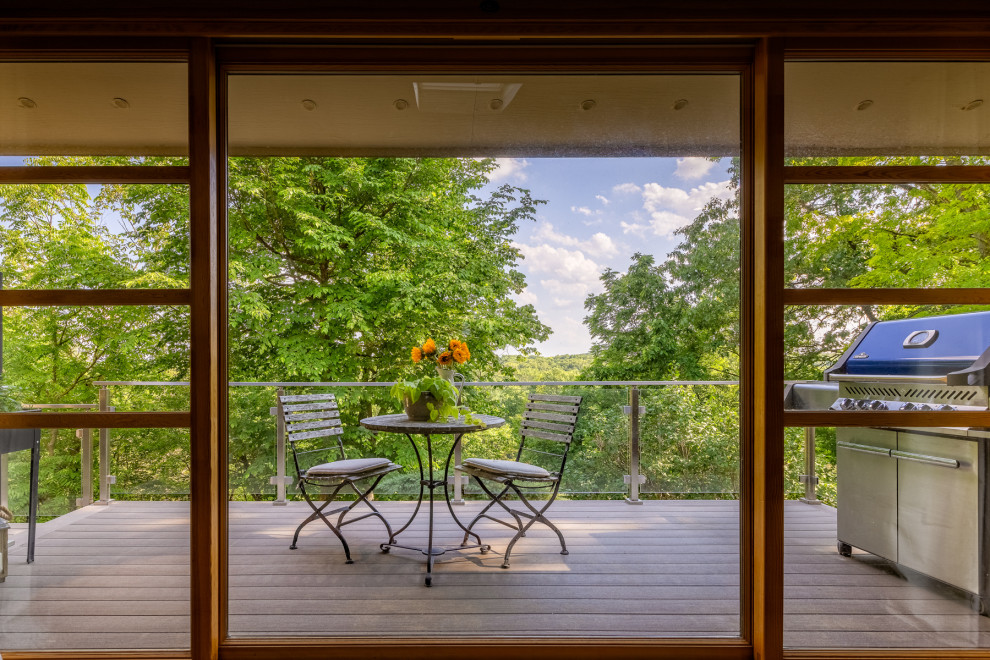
<box><xmin>391</xmin><ymin>337</ymin><xmax>483</xmax><ymax>425</ymax></box>
<box><xmin>410</xmin><ymin>338</ymin><xmax>471</xmax><ymax>370</ymax></box>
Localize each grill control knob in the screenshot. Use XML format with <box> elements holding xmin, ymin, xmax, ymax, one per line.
<box><xmin>917</xmin><ymin>404</ymin><xmax>934</xmax><ymax>411</ymax></box>
<box><xmin>838</xmin><ymin>398</ymin><xmax>858</xmax><ymax>410</ymax></box>
<box><xmin>938</xmin><ymin>404</ymin><xmax>955</xmax><ymax>411</ymax></box>
<box><xmin>866</xmin><ymin>400</ymin><xmax>888</xmax><ymax>410</ymax></box>
<box><xmin>856</xmin><ymin>399</ymin><xmax>872</xmax><ymax>410</ymax></box>
<box><xmin>900</xmin><ymin>402</ymin><xmax>917</xmax><ymax>411</ymax></box>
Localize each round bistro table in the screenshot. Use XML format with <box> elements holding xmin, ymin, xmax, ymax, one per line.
<box><xmin>359</xmin><ymin>413</ymin><xmax>505</xmax><ymax>586</ymax></box>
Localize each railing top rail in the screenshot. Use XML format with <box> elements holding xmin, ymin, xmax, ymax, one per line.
<box><xmin>93</xmin><ymin>380</ymin><xmax>742</xmax><ymax>387</ymax></box>
<box><xmin>21</xmin><ymin>403</ymin><xmax>99</xmax><ymax>409</ymax></box>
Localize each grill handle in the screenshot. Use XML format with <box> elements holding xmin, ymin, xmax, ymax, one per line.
<box><xmin>827</xmin><ymin>373</ymin><xmax>947</xmax><ymax>384</ymax></box>
<box><xmin>838</xmin><ymin>441</ymin><xmax>960</xmax><ymax>468</ymax></box>
<box><xmin>837</xmin><ymin>441</ymin><xmax>891</xmax><ymax>457</ymax></box>
<box><xmin>890</xmin><ymin>449</ymin><xmax>959</xmax><ymax>469</ymax></box>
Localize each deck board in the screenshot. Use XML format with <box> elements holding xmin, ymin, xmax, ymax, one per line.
<box><xmin>0</xmin><ymin>500</ymin><xmax>989</xmax><ymax>650</ymax></box>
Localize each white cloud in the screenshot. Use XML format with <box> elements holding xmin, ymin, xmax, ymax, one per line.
<box><xmin>612</xmin><ymin>182</ymin><xmax>642</xmax><ymax>195</ymax></box>
<box><xmin>514</xmin><ymin>289</ymin><xmax>538</xmax><ymax>307</ymax></box>
<box><xmin>488</xmin><ymin>157</ymin><xmax>530</xmax><ymax>182</ymax></box>
<box><xmin>674</xmin><ymin>157</ymin><xmax>718</xmax><ymax>181</ymax></box>
<box><xmin>638</xmin><ymin>179</ymin><xmax>733</xmax><ymax>238</ymax></box>
<box><xmin>533</xmin><ymin>222</ymin><xmax>618</xmax><ymax>258</ymax></box>
<box><xmin>595</xmin><ymin>194</ymin><xmax>610</xmax><ymax>205</ymax></box>
<box><xmin>571</xmin><ymin>205</ymin><xmax>595</xmax><ymax>216</ymax></box>
<box><xmin>537</xmin><ymin>316</ymin><xmax>593</xmax><ymax>356</ymax></box>
<box><xmin>519</xmin><ymin>242</ymin><xmax>601</xmax><ymax>279</ymax></box>
<box><xmin>620</xmin><ymin>220</ymin><xmax>649</xmax><ymax>238</ymax></box>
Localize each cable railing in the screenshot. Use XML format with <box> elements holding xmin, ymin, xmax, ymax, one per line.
<box><xmin>0</xmin><ymin>379</ymin><xmax>825</xmax><ymax>518</ymax></box>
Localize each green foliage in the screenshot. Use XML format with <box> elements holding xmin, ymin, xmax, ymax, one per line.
<box><xmin>0</xmin><ymin>155</ymin><xmax>550</xmax><ymax>514</ymax></box>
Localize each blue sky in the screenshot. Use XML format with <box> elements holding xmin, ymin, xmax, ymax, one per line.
<box><xmin>484</xmin><ymin>156</ymin><xmax>733</xmax><ymax>356</ymax></box>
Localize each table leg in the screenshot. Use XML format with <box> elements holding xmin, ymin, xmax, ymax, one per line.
<box><xmin>425</xmin><ymin>432</ymin><xmax>435</xmax><ymax>587</ymax></box>
<box><xmin>377</xmin><ymin>429</ymin><xmax>491</xmax><ymax>586</ymax></box>
<box><xmin>384</xmin><ymin>434</ymin><xmax>425</xmax><ymax>541</ymax></box>
<box><xmin>443</xmin><ymin>434</ymin><xmax>488</xmax><ymax>552</ymax></box>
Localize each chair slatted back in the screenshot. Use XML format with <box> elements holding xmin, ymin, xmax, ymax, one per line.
<box><xmin>277</xmin><ymin>393</ymin><xmax>345</xmax><ymax>477</ymax></box>
<box><xmin>517</xmin><ymin>394</ymin><xmax>582</xmax><ymax>473</ymax></box>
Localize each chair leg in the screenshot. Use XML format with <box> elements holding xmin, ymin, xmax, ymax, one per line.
<box><xmin>500</xmin><ymin>483</ymin><xmax>566</xmax><ymax>569</ymax></box>
<box><xmin>342</xmin><ymin>474</ymin><xmax>396</xmax><ymax>544</ymax></box>
<box><xmin>294</xmin><ymin>481</ymin><xmax>354</xmax><ymax>563</ymax></box>
<box><xmin>460</xmin><ymin>479</ymin><xmax>518</xmax><ymax>545</ymax></box>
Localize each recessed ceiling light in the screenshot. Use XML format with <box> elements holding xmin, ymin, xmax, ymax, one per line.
<box><xmin>580</xmin><ymin>99</ymin><xmax>597</xmax><ymax>111</ymax></box>
<box><xmin>17</xmin><ymin>97</ymin><xmax>36</xmax><ymax>109</ymax></box>
<box><xmin>111</xmin><ymin>97</ymin><xmax>130</xmax><ymax>109</ymax></box>
<box><xmin>301</xmin><ymin>99</ymin><xmax>317</xmax><ymax>111</ymax></box>
<box><xmin>856</xmin><ymin>99</ymin><xmax>874</xmax><ymax>111</ymax></box>
<box><xmin>963</xmin><ymin>99</ymin><xmax>984</xmax><ymax>111</ymax></box>
<box><xmin>394</xmin><ymin>99</ymin><xmax>409</xmax><ymax>110</ymax></box>
<box><xmin>672</xmin><ymin>98</ymin><xmax>689</xmax><ymax>110</ymax></box>
<box><xmin>489</xmin><ymin>98</ymin><xmax>504</xmax><ymax>110</ymax></box>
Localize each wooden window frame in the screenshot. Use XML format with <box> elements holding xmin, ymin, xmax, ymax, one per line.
<box><xmin>215</xmin><ymin>42</ymin><xmax>756</xmax><ymax>660</ymax></box>
<box><xmin>0</xmin><ymin>23</ymin><xmax>989</xmax><ymax>660</ymax></box>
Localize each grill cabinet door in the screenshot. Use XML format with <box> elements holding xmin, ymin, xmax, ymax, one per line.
<box><xmin>837</xmin><ymin>428</ymin><xmax>898</xmax><ymax>561</ymax></box>
<box><xmin>896</xmin><ymin>432</ymin><xmax>978</xmax><ymax>594</ymax></box>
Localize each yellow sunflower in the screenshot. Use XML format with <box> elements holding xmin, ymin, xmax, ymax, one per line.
<box><xmin>411</xmin><ymin>346</ymin><xmax>423</xmax><ymax>363</ymax></box>
<box><xmin>422</xmin><ymin>338</ymin><xmax>437</xmax><ymax>356</ymax></box>
<box><xmin>453</xmin><ymin>346</ymin><xmax>470</xmax><ymax>364</ymax></box>
<box><xmin>437</xmin><ymin>351</ymin><xmax>454</xmax><ymax>366</ymax></box>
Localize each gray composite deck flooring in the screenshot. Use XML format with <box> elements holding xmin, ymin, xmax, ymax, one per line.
<box><xmin>0</xmin><ymin>499</ymin><xmax>988</xmax><ymax>650</ymax></box>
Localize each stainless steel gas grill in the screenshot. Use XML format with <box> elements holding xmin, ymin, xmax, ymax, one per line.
<box><xmin>816</xmin><ymin>311</ymin><xmax>990</xmax><ymax>613</ymax></box>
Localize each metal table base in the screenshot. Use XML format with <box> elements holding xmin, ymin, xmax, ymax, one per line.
<box><xmin>360</xmin><ymin>414</ymin><xmax>505</xmax><ymax>586</ymax></box>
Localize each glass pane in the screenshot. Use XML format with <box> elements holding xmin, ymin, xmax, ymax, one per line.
<box><xmin>0</xmin><ymin>183</ymin><xmax>189</xmax><ymax>289</ymax></box>
<box><xmin>227</xmin><ymin>73</ymin><xmax>741</xmax><ymax>639</ymax></box>
<box><xmin>785</xmin><ymin>183</ymin><xmax>990</xmax><ymax>289</ymax></box>
<box><xmin>0</xmin><ymin>62</ymin><xmax>188</xmax><ymax>158</ymax></box>
<box><xmin>783</xmin><ymin>427</ymin><xmax>990</xmax><ymax>649</ymax></box>
<box><xmin>785</xmin><ymin>62</ymin><xmax>990</xmax><ymax>159</ymax></box>
<box><xmin>0</xmin><ymin>426</ymin><xmax>191</xmax><ymax>650</ymax></box>
<box><xmin>784</xmin><ymin>304</ymin><xmax>990</xmax><ymax>649</ymax></box>
<box><xmin>0</xmin><ymin>303</ymin><xmax>189</xmax><ymax>650</ymax></box>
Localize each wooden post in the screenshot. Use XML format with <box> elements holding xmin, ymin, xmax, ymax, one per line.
<box><xmin>189</xmin><ymin>37</ymin><xmax>223</xmax><ymax>660</ymax></box>
<box><xmin>750</xmin><ymin>36</ymin><xmax>786</xmax><ymax>660</ymax></box>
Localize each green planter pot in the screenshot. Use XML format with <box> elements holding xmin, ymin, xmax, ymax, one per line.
<box><xmin>403</xmin><ymin>392</ymin><xmax>438</xmax><ymax>421</ymax></box>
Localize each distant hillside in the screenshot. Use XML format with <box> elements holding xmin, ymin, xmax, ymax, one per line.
<box><xmin>500</xmin><ymin>353</ymin><xmax>592</xmax><ymax>381</ymax></box>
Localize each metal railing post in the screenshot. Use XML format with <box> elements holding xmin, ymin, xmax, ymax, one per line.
<box><xmin>0</xmin><ymin>453</ymin><xmax>7</xmax><ymax>511</ymax></box>
<box><xmin>799</xmin><ymin>427</ymin><xmax>821</xmax><ymax>504</ymax></box>
<box><xmin>77</xmin><ymin>428</ymin><xmax>93</xmax><ymax>506</ymax></box>
<box><xmin>97</xmin><ymin>387</ymin><xmax>112</xmax><ymax>505</ymax></box>
<box><xmin>270</xmin><ymin>387</ymin><xmax>288</xmax><ymax>506</ymax></box>
<box><xmin>624</xmin><ymin>387</ymin><xmax>644</xmax><ymax>505</ymax></box>
<box><xmin>449</xmin><ymin>440</ymin><xmax>466</xmax><ymax>505</ymax></box>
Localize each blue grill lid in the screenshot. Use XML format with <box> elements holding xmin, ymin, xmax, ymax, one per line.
<box><xmin>833</xmin><ymin>311</ymin><xmax>990</xmax><ymax>377</ymax></box>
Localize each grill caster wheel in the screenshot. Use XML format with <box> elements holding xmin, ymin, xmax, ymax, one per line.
<box><xmin>480</xmin><ymin>545</ymin><xmax>490</xmax><ymax>554</ymax></box>
<box><xmin>380</xmin><ymin>544</ymin><xmax>390</xmax><ymax>553</ymax></box>
<box><xmin>837</xmin><ymin>541</ymin><xmax>852</xmax><ymax>557</ymax></box>
<box><xmin>425</xmin><ymin>576</ymin><xmax>432</xmax><ymax>587</ymax></box>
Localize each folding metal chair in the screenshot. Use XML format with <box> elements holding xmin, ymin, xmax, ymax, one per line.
<box><xmin>457</xmin><ymin>393</ymin><xmax>583</xmax><ymax>568</ymax></box>
<box><xmin>277</xmin><ymin>393</ymin><xmax>401</xmax><ymax>563</ymax></box>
